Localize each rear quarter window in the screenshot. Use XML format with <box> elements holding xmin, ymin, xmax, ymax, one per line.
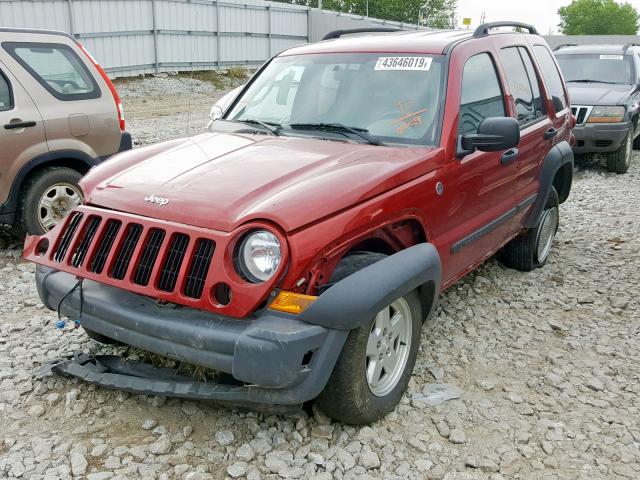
<box><xmin>0</xmin><ymin>70</ymin><xmax>12</xmax><ymax>111</ymax></box>
<box><xmin>2</xmin><ymin>42</ymin><xmax>100</xmax><ymax>101</ymax></box>
<box><xmin>533</xmin><ymin>45</ymin><xmax>568</xmax><ymax>113</ymax></box>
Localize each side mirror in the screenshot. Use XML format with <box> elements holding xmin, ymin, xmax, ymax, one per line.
<box><xmin>207</xmin><ymin>85</ymin><xmax>245</xmax><ymax>129</ymax></box>
<box><xmin>209</xmin><ymin>105</ymin><xmax>223</xmax><ymax>122</ymax></box>
<box><xmin>459</xmin><ymin>117</ymin><xmax>520</xmax><ymax>157</ymax></box>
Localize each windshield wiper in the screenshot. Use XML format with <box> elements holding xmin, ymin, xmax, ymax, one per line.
<box><xmin>228</xmin><ymin>119</ymin><xmax>282</xmax><ymax>136</ymax></box>
<box><xmin>566</xmin><ymin>79</ymin><xmax>620</xmax><ymax>84</ymax></box>
<box><xmin>288</xmin><ymin>123</ymin><xmax>385</xmax><ymax>146</ymax></box>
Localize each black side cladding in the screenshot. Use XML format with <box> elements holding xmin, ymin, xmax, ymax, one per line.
<box><xmin>524</xmin><ymin>140</ymin><xmax>573</xmax><ymax>229</ymax></box>
<box><xmin>300</xmin><ymin>243</ymin><xmax>442</xmax><ymax>330</ymax></box>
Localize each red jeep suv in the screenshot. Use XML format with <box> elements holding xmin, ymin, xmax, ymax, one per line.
<box><xmin>26</xmin><ymin>22</ymin><xmax>574</xmax><ymax>424</ymax></box>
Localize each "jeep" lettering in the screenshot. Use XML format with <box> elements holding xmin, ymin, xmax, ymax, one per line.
<box><xmin>144</xmin><ymin>194</ymin><xmax>170</xmax><ymax>206</ymax></box>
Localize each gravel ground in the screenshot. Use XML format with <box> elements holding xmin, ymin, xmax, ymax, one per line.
<box><xmin>1</xmin><ymin>75</ymin><xmax>640</xmax><ymax>480</ymax></box>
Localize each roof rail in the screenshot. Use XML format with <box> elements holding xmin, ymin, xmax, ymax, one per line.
<box><xmin>553</xmin><ymin>43</ymin><xmax>578</xmax><ymax>51</ymax></box>
<box><xmin>321</xmin><ymin>27</ymin><xmax>404</xmax><ymax>41</ymax></box>
<box><xmin>623</xmin><ymin>42</ymin><xmax>640</xmax><ymax>52</ymax></box>
<box><xmin>473</xmin><ymin>21</ymin><xmax>538</xmax><ymax>37</ymax></box>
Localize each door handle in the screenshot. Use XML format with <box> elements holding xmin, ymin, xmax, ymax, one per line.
<box><xmin>543</xmin><ymin>127</ymin><xmax>558</xmax><ymax>140</ymax></box>
<box><xmin>501</xmin><ymin>148</ymin><xmax>519</xmax><ymax>165</ymax></box>
<box><xmin>4</xmin><ymin>121</ymin><xmax>37</xmax><ymax>130</ymax></box>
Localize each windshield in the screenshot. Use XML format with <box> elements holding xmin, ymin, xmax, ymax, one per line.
<box><xmin>225</xmin><ymin>53</ymin><xmax>445</xmax><ymax>146</ymax></box>
<box><xmin>556</xmin><ymin>54</ymin><xmax>635</xmax><ymax>84</ymax></box>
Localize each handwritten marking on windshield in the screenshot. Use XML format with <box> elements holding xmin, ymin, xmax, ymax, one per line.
<box><xmin>391</xmin><ymin>109</ymin><xmax>428</xmax><ymax>136</ymax></box>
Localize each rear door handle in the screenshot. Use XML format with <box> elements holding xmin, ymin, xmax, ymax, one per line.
<box><xmin>4</xmin><ymin>121</ymin><xmax>37</xmax><ymax>130</ymax></box>
<box><xmin>501</xmin><ymin>148</ymin><xmax>519</xmax><ymax>165</ymax></box>
<box><xmin>544</xmin><ymin>127</ymin><xmax>558</xmax><ymax>140</ymax></box>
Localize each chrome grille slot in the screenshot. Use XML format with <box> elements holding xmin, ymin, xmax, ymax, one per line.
<box><xmin>71</xmin><ymin>216</ymin><xmax>101</xmax><ymax>268</ymax></box>
<box><xmin>111</xmin><ymin>223</ymin><xmax>143</xmax><ymax>280</ymax></box>
<box><xmin>184</xmin><ymin>238</ymin><xmax>215</xmax><ymax>299</ymax></box>
<box><xmin>133</xmin><ymin>228</ymin><xmax>166</xmax><ymax>286</ymax></box>
<box><xmin>571</xmin><ymin>106</ymin><xmax>591</xmax><ymax>125</ymax></box>
<box><xmin>89</xmin><ymin>219</ymin><xmax>121</xmax><ymax>274</ymax></box>
<box><xmin>158</xmin><ymin>233</ymin><xmax>189</xmax><ymax>292</ymax></box>
<box><xmin>53</xmin><ymin>212</ymin><xmax>83</xmax><ymax>263</ymax></box>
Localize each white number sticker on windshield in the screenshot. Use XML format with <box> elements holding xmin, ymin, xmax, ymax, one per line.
<box><xmin>375</xmin><ymin>57</ymin><xmax>433</xmax><ymax>71</ymax></box>
<box><xmin>600</xmin><ymin>55</ymin><xmax>624</xmax><ymax>60</ymax></box>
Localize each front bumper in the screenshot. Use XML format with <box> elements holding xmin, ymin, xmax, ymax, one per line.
<box><xmin>571</xmin><ymin>122</ymin><xmax>631</xmax><ymax>153</ymax></box>
<box><xmin>34</xmin><ymin>243</ymin><xmax>441</xmax><ymax>407</ymax></box>
<box><xmin>36</xmin><ymin>266</ymin><xmax>347</xmax><ymax>406</ymax></box>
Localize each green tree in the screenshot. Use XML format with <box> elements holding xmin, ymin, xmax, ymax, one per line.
<box><xmin>271</xmin><ymin>0</ymin><xmax>457</xmax><ymax>27</ymax></box>
<box><xmin>558</xmin><ymin>0</ymin><xmax>639</xmax><ymax>34</ymax></box>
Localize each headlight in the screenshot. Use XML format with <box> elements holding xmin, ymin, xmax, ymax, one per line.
<box><xmin>587</xmin><ymin>106</ymin><xmax>625</xmax><ymax>123</ymax></box>
<box><xmin>237</xmin><ymin>230</ymin><xmax>282</xmax><ymax>283</ymax></box>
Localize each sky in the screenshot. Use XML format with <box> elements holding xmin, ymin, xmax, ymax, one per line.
<box><xmin>456</xmin><ymin>0</ymin><xmax>640</xmax><ymax>35</ymax></box>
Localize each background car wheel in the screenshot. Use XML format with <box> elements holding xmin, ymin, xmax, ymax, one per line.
<box><xmin>316</xmin><ymin>252</ymin><xmax>422</xmax><ymax>424</ymax></box>
<box><xmin>605</xmin><ymin>132</ymin><xmax>632</xmax><ymax>174</ymax></box>
<box><xmin>499</xmin><ymin>187</ymin><xmax>560</xmax><ymax>272</ymax></box>
<box><xmin>19</xmin><ymin>167</ymin><xmax>83</xmax><ymax>235</ymax></box>
<box><xmin>83</xmin><ymin>327</ymin><xmax>121</xmax><ymax>345</ymax></box>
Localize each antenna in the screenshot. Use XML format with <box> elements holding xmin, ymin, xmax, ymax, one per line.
<box><xmin>186</xmin><ymin>18</ymin><xmax>201</xmax><ymax>135</ymax></box>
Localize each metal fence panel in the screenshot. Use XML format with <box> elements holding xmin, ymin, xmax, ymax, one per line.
<box><xmin>10</xmin><ymin>2</ymin><xmax>631</xmax><ymax>79</ymax></box>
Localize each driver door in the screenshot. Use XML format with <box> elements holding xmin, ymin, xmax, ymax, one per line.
<box><xmin>436</xmin><ymin>52</ymin><xmax>518</xmax><ymax>284</ymax></box>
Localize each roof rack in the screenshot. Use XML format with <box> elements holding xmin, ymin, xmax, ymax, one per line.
<box><xmin>321</xmin><ymin>27</ymin><xmax>404</xmax><ymax>41</ymax></box>
<box><xmin>623</xmin><ymin>42</ymin><xmax>640</xmax><ymax>52</ymax></box>
<box><xmin>553</xmin><ymin>43</ymin><xmax>578</xmax><ymax>51</ymax></box>
<box><xmin>473</xmin><ymin>21</ymin><xmax>538</xmax><ymax>37</ymax></box>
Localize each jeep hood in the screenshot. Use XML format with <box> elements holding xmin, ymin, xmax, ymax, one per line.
<box><xmin>82</xmin><ymin>132</ymin><xmax>440</xmax><ymax>232</ymax></box>
<box><xmin>566</xmin><ymin>82</ymin><xmax>636</xmax><ymax>106</ymax></box>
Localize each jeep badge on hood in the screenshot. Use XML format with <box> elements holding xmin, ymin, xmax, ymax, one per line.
<box><xmin>144</xmin><ymin>194</ymin><xmax>169</xmax><ymax>206</ymax></box>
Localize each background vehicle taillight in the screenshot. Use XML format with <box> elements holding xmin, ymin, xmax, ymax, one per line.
<box><xmin>77</xmin><ymin>42</ymin><xmax>125</xmax><ymax>131</ymax></box>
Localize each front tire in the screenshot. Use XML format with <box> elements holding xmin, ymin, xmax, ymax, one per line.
<box><xmin>316</xmin><ymin>257</ymin><xmax>422</xmax><ymax>424</ymax></box>
<box><xmin>605</xmin><ymin>131</ymin><xmax>632</xmax><ymax>174</ymax></box>
<box><xmin>499</xmin><ymin>187</ymin><xmax>560</xmax><ymax>272</ymax></box>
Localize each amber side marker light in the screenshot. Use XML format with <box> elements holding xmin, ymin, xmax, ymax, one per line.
<box><xmin>269</xmin><ymin>291</ymin><xmax>317</xmax><ymax>314</ymax></box>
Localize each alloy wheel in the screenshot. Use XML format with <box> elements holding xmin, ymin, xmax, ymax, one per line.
<box><xmin>535</xmin><ymin>205</ymin><xmax>559</xmax><ymax>263</ymax></box>
<box><xmin>365</xmin><ymin>297</ymin><xmax>413</xmax><ymax>397</ymax></box>
<box><xmin>37</xmin><ymin>183</ymin><xmax>83</xmax><ymax>232</ymax></box>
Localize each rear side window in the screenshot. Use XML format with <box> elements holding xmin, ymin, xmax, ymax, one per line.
<box><xmin>459</xmin><ymin>53</ymin><xmax>506</xmax><ymax>136</ymax></box>
<box><xmin>2</xmin><ymin>42</ymin><xmax>100</xmax><ymax>101</ymax></box>
<box><xmin>533</xmin><ymin>45</ymin><xmax>568</xmax><ymax>113</ymax></box>
<box><xmin>500</xmin><ymin>47</ymin><xmax>546</xmax><ymax>126</ymax></box>
<box><xmin>0</xmin><ymin>70</ymin><xmax>12</xmax><ymax>111</ymax></box>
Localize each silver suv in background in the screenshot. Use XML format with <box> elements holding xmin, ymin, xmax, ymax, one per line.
<box><xmin>0</xmin><ymin>28</ymin><xmax>131</xmax><ymax>234</ymax></box>
<box><xmin>554</xmin><ymin>43</ymin><xmax>640</xmax><ymax>174</ymax></box>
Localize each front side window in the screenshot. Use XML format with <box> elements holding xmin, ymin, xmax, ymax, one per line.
<box><xmin>226</xmin><ymin>53</ymin><xmax>445</xmax><ymax>146</ymax></box>
<box><xmin>2</xmin><ymin>42</ymin><xmax>100</xmax><ymax>101</ymax></box>
<box><xmin>555</xmin><ymin>53</ymin><xmax>635</xmax><ymax>85</ymax></box>
<box><xmin>0</xmin><ymin>70</ymin><xmax>12</xmax><ymax>111</ymax></box>
<box><xmin>533</xmin><ymin>45</ymin><xmax>568</xmax><ymax>112</ymax></box>
<box><xmin>500</xmin><ymin>47</ymin><xmax>546</xmax><ymax>126</ymax></box>
<box><xmin>459</xmin><ymin>53</ymin><xmax>506</xmax><ymax>136</ymax></box>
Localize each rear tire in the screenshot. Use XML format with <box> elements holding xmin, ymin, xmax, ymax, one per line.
<box><xmin>499</xmin><ymin>187</ymin><xmax>560</xmax><ymax>272</ymax></box>
<box><xmin>316</xmin><ymin>252</ymin><xmax>422</xmax><ymax>424</ymax></box>
<box><xmin>19</xmin><ymin>167</ymin><xmax>83</xmax><ymax>235</ymax></box>
<box><xmin>605</xmin><ymin>132</ymin><xmax>632</xmax><ymax>174</ymax></box>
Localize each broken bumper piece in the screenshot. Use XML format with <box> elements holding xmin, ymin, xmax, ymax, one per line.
<box><xmin>36</xmin><ymin>353</ymin><xmax>299</xmax><ymax>412</ymax></box>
